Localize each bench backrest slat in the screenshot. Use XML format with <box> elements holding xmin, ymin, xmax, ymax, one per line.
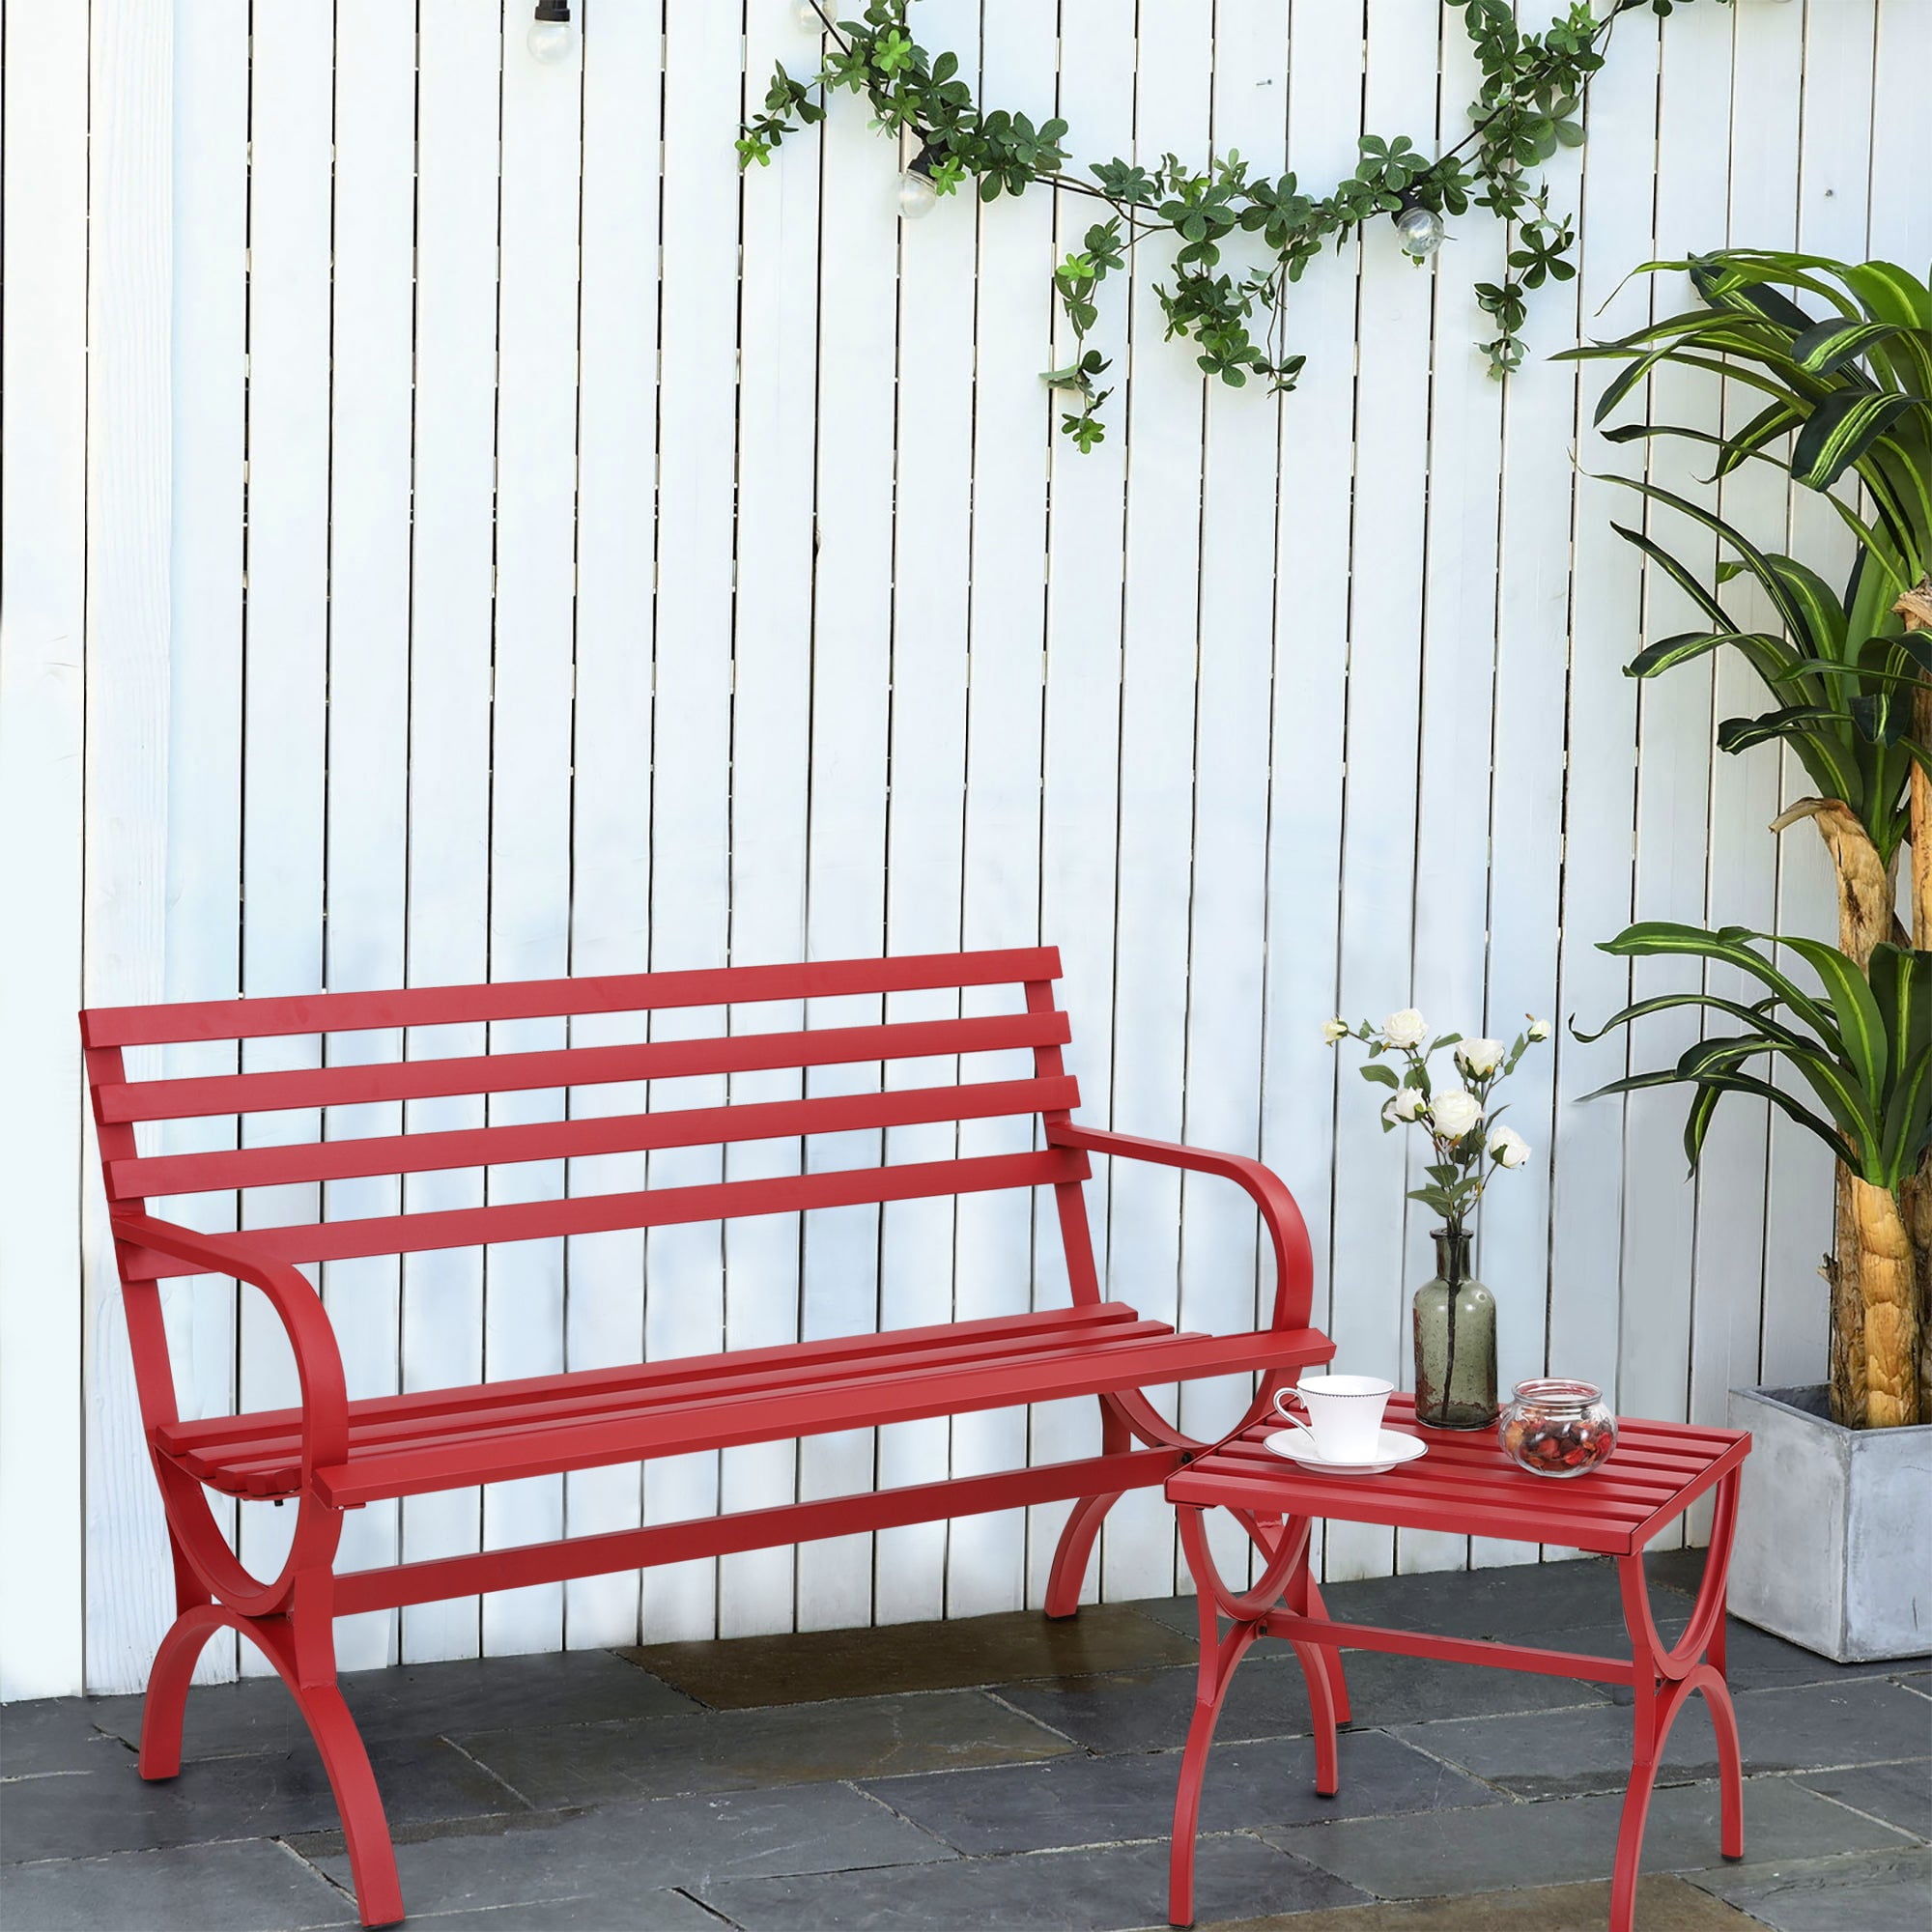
<box><xmin>106</xmin><ymin>1074</ymin><xmax>1077</xmax><ymax>1202</ymax></box>
<box><xmin>91</xmin><ymin>1012</ymin><xmax>1074</xmax><ymax>1128</ymax></box>
<box><xmin>116</xmin><ymin>1147</ymin><xmax>1090</xmax><ymax>1279</ymax></box>
<box><xmin>93</xmin><ymin>1010</ymin><xmax>1068</xmax><ymax>1126</ymax></box>
<box><xmin>80</xmin><ymin>947</ymin><xmax>1061</xmax><ymax>1048</ymax></box>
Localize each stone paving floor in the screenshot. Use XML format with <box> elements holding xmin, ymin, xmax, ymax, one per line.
<box><xmin>1</xmin><ymin>1552</ymin><xmax>1927</xmax><ymax>1931</ymax></box>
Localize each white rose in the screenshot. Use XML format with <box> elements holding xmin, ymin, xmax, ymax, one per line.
<box><xmin>1386</xmin><ymin>1086</ymin><xmax>1425</xmax><ymax>1122</ymax></box>
<box><xmin>1382</xmin><ymin>1009</ymin><xmax>1428</xmax><ymax>1049</ymax></box>
<box><xmin>1526</xmin><ymin>1018</ymin><xmax>1550</xmax><ymax>1041</ymax></box>
<box><xmin>1428</xmin><ymin>1089</ymin><xmax>1483</xmax><ymax>1140</ymax></box>
<box><xmin>1321</xmin><ymin>1017</ymin><xmax>1350</xmax><ymax>1044</ymax></box>
<box><xmin>1490</xmin><ymin>1125</ymin><xmax>1531</xmax><ymax>1169</ymax></box>
<box><xmin>1454</xmin><ymin>1037</ymin><xmax>1504</xmax><ymax>1078</ymax></box>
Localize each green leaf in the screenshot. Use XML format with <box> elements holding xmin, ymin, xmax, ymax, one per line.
<box><xmin>1594</xmin><ymin>923</ymin><xmax>1836</xmax><ymax>1039</ymax></box>
<box><xmin>1777</xmin><ymin>934</ymin><xmax>1889</xmax><ymax>1100</ymax></box>
<box><xmin>1360</xmin><ymin>1063</ymin><xmax>1400</xmax><ymax>1088</ymax></box>
<box><xmin>1791</xmin><ymin>390</ymin><xmax>1916</xmax><ymax>492</ymax></box>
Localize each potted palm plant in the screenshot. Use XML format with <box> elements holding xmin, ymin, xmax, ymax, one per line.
<box><xmin>1570</xmin><ymin>249</ymin><xmax>1932</xmax><ymax>1660</ymax></box>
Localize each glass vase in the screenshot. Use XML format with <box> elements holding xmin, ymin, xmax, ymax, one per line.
<box><xmin>1412</xmin><ymin>1228</ymin><xmax>1497</xmax><ymax>1431</ymax></box>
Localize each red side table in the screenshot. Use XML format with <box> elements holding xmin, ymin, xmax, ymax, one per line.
<box><xmin>1163</xmin><ymin>1394</ymin><xmax>1750</xmax><ymax>1930</ymax></box>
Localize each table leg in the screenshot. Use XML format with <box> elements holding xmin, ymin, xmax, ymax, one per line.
<box><xmin>1169</xmin><ymin>1505</ymin><xmax>1336</xmax><ymax>1927</ymax></box>
<box><xmin>1608</xmin><ymin>1471</ymin><xmax>1746</xmax><ymax>1932</ymax></box>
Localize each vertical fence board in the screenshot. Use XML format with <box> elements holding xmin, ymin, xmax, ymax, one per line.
<box><xmin>875</xmin><ymin>0</ymin><xmax>980</xmax><ymax>1630</ymax></box>
<box><xmin>1325</xmin><ymin>0</ymin><xmax>1437</xmax><ymax>1585</ymax></box>
<box><xmin>1100</xmin><ymin>0</ymin><xmax>1210</xmax><ymax>1607</ymax></box>
<box><xmin>0</xmin><ymin>0</ymin><xmax>92</xmax><ymax>1700</ymax></box>
<box><xmin>1179</xmin><ymin>0</ymin><xmax>1291</xmax><ymax>1594</ymax></box>
<box><xmin>399</xmin><ymin>0</ymin><xmax>500</xmax><ymax>1665</ymax></box>
<box><xmin>1548</xmin><ymin>9</ymin><xmax>1661</xmax><ymax>1434</ymax></box>
<box><xmin>1256</xmin><ymin>0</ymin><xmax>1366</xmax><ymax>1599</ymax></box>
<box><xmin>322</xmin><ymin>0</ymin><xmax>421</xmax><ymax>1675</ymax></box>
<box><xmin>480</xmin><ymin>9</ymin><xmax>586</xmax><ymax>1661</ymax></box>
<box><xmin>717</xmin><ymin>0</ymin><xmax>815</xmax><ymax>1642</ymax></box>
<box><xmin>949</xmin><ymin>0</ymin><xmax>1057</xmax><ymax>1621</ymax></box>
<box><xmin>642</xmin><ymin>0</ymin><xmax>740</xmax><ymax>1643</ymax></box>
<box><xmin>560</xmin><ymin>0</ymin><xmax>662</xmax><ymax>1652</ymax></box>
<box><xmin>1031</xmin><ymin>0</ymin><xmax>1134</xmax><ymax>1615</ymax></box>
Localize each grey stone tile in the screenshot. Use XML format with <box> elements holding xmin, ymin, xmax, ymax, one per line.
<box><xmin>1396</xmin><ymin>1676</ymin><xmax>1932</xmax><ymax>1799</ymax></box>
<box><xmin>0</xmin><ymin>1838</ymin><xmax>356</xmax><ymax>1931</ymax></box>
<box><xmin>83</xmin><ymin>1648</ymin><xmax>699</xmax><ymax>1760</ymax></box>
<box><xmin>1134</xmin><ymin>1559</ymin><xmax>1693</xmax><ymax>1649</ymax></box>
<box><xmin>0</xmin><ymin>1699</ymin><xmax>140</xmax><ymax>1778</ymax></box>
<box><xmin>863</xmin><ymin>1727</ymin><xmax>1496</xmax><ymax>1855</ymax></box>
<box><xmin>626</xmin><ymin>1605</ymin><xmax>1198</xmax><ymax>1709</ymax></box>
<box><xmin>1689</xmin><ymin>1845</ymin><xmax>1932</xmax><ymax>1932</ymax></box>
<box><xmin>1796</xmin><ymin>1758</ymin><xmax>1932</xmax><ymax>1840</ymax></box>
<box><xmin>298</xmin><ymin>1782</ymin><xmax>953</xmax><ymax>1917</ymax></box>
<box><xmin>452</xmin><ymin>1690</ymin><xmax>1067</xmax><ymax>1808</ymax></box>
<box><xmin>1196</xmin><ymin>1872</ymin><xmax>1762</xmax><ymax>1931</ymax></box>
<box><xmin>409</xmin><ymin>1894</ymin><xmax>723</xmax><ymax>1929</ymax></box>
<box><xmin>1266</xmin><ymin>1775</ymin><xmax>1907</xmax><ymax>1899</ymax></box>
<box><xmin>0</xmin><ymin>1736</ymin><xmax>526</xmax><ymax>1864</ymax></box>
<box><xmin>1716</xmin><ymin>1622</ymin><xmax>1930</xmax><ymax>1692</ymax></box>
<box><xmin>696</xmin><ymin>1833</ymin><xmax>1368</xmax><ymax>1930</ymax></box>
<box><xmin>993</xmin><ymin>1653</ymin><xmax>1601</xmax><ymax>1757</ymax></box>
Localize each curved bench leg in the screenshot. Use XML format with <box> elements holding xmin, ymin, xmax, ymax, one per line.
<box><xmin>140</xmin><ymin>1599</ymin><xmax>404</xmax><ymax>1929</ymax></box>
<box><xmin>1044</xmin><ymin>1489</ymin><xmax>1122</xmax><ymax>1619</ymax></box>
<box><xmin>138</xmin><ymin>1602</ymin><xmax>222</xmax><ymax>1780</ymax></box>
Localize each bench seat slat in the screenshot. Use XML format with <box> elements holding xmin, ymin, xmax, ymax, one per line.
<box><xmin>118</xmin><ymin>1149</ymin><xmax>1089</xmax><ymax>1277</ymax></box>
<box><xmin>168</xmin><ymin>1318</ymin><xmax>1183</xmax><ymax>1492</ymax></box>
<box><xmin>96</xmin><ymin>1011</ymin><xmax>1069</xmax><ymax>1125</ymax></box>
<box><xmin>80</xmin><ymin>946</ymin><xmax>1064</xmax><ymax>1048</ymax></box>
<box><xmin>195</xmin><ymin>1323</ymin><xmax>1325</xmax><ymax>1506</ymax></box>
<box><xmin>110</xmin><ymin>1074</ymin><xmax>1078</xmax><ymax>1201</ymax></box>
<box><xmin>156</xmin><ymin>1300</ymin><xmax>1147</xmax><ymax>1452</ymax></box>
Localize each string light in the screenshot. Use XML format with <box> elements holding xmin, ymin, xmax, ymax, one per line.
<box><xmin>897</xmin><ymin>147</ymin><xmax>939</xmax><ymax>220</ymax></box>
<box><xmin>527</xmin><ymin>0</ymin><xmax>575</xmax><ymax>66</ymax></box>
<box><xmin>1394</xmin><ymin>192</ymin><xmax>1445</xmax><ymax>260</ymax></box>
<box><xmin>797</xmin><ymin>1</ymin><xmax>830</xmax><ymax>31</ymax></box>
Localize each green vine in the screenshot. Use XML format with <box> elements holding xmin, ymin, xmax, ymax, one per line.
<box><xmin>740</xmin><ymin>0</ymin><xmax>1719</xmax><ymax>449</ymax></box>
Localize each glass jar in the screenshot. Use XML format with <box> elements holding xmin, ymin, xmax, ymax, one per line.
<box><xmin>1412</xmin><ymin>1229</ymin><xmax>1497</xmax><ymax>1431</ymax></box>
<box><xmin>1501</xmin><ymin>1378</ymin><xmax>1617</xmax><ymax>1478</ymax></box>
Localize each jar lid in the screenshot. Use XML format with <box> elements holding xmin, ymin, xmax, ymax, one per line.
<box><xmin>1512</xmin><ymin>1378</ymin><xmax>1602</xmax><ymax>1406</ymax></box>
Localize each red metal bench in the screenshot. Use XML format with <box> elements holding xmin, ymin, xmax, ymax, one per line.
<box><xmin>83</xmin><ymin>947</ymin><xmax>1334</xmax><ymax>1927</ymax></box>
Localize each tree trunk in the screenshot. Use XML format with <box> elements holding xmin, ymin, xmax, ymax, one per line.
<box><xmin>1778</xmin><ymin>801</ymin><xmax>1897</xmax><ymax>1425</ymax></box>
<box><xmin>1902</xmin><ymin>577</ymin><xmax>1932</xmax><ymax>1426</ymax></box>
<box><xmin>1849</xmin><ymin>1179</ymin><xmax>1920</xmax><ymax>1428</ymax></box>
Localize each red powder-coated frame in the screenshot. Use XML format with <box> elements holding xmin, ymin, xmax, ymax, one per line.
<box><xmin>1162</xmin><ymin>1397</ymin><xmax>1751</xmax><ymax>1931</ymax></box>
<box><xmin>80</xmin><ymin>948</ymin><xmax>1334</xmax><ymax>1928</ymax></box>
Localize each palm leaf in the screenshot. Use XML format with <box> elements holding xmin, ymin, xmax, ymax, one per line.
<box><xmin>1769</xmin><ymin>933</ymin><xmax>1889</xmax><ymax>1096</ymax></box>
<box><xmin>1594</xmin><ymin>923</ymin><xmax>1836</xmax><ymax>1039</ymax></box>
<box><xmin>1791</xmin><ymin>390</ymin><xmax>1917</xmax><ymax>492</ymax></box>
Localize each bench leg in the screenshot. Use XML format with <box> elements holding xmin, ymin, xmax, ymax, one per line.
<box><xmin>140</xmin><ymin>1598</ymin><xmax>405</xmax><ymax>1929</ymax></box>
<box><xmin>1044</xmin><ymin>1489</ymin><xmax>1123</xmax><ymax>1619</ymax></box>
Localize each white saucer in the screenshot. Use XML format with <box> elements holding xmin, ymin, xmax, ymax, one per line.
<box><xmin>1264</xmin><ymin>1428</ymin><xmax>1428</xmax><ymax>1476</ymax></box>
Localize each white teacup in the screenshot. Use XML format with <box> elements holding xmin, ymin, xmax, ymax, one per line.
<box><xmin>1273</xmin><ymin>1374</ymin><xmax>1395</xmax><ymax>1463</ymax></box>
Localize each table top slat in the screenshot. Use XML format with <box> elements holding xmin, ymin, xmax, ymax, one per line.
<box><xmin>1168</xmin><ymin>1394</ymin><xmax>1749</xmax><ymax>1555</ymax></box>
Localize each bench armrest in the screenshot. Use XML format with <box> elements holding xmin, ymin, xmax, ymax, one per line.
<box><xmin>1045</xmin><ymin>1123</ymin><xmax>1318</xmax><ymax>1333</ymax></box>
<box><xmin>112</xmin><ymin>1212</ymin><xmax>350</xmax><ymax>1481</ymax></box>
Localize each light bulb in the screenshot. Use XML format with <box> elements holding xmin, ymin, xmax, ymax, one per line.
<box><xmin>1394</xmin><ymin>201</ymin><xmax>1445</xmax><ymax>260</ymax></box>
<box><xmin>897</xmin><ymin>167</ymin><xmax>938</xmax><ymax>221</ymax></box>
<box><xmin>527</xmin><ymin>2</ymin><xmax>575</xmax><ymax>64</ymax></box>
<box><xmin>797</xmin><ymin>0</ymin><xmax>829</xmax><ymax>31</ymax></box>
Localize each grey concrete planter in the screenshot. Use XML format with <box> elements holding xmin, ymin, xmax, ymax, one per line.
<box><xmin>1726</xmin><ymin>1384</ymin><xmax>1932</xmax><ymax>1662</ymax></box>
